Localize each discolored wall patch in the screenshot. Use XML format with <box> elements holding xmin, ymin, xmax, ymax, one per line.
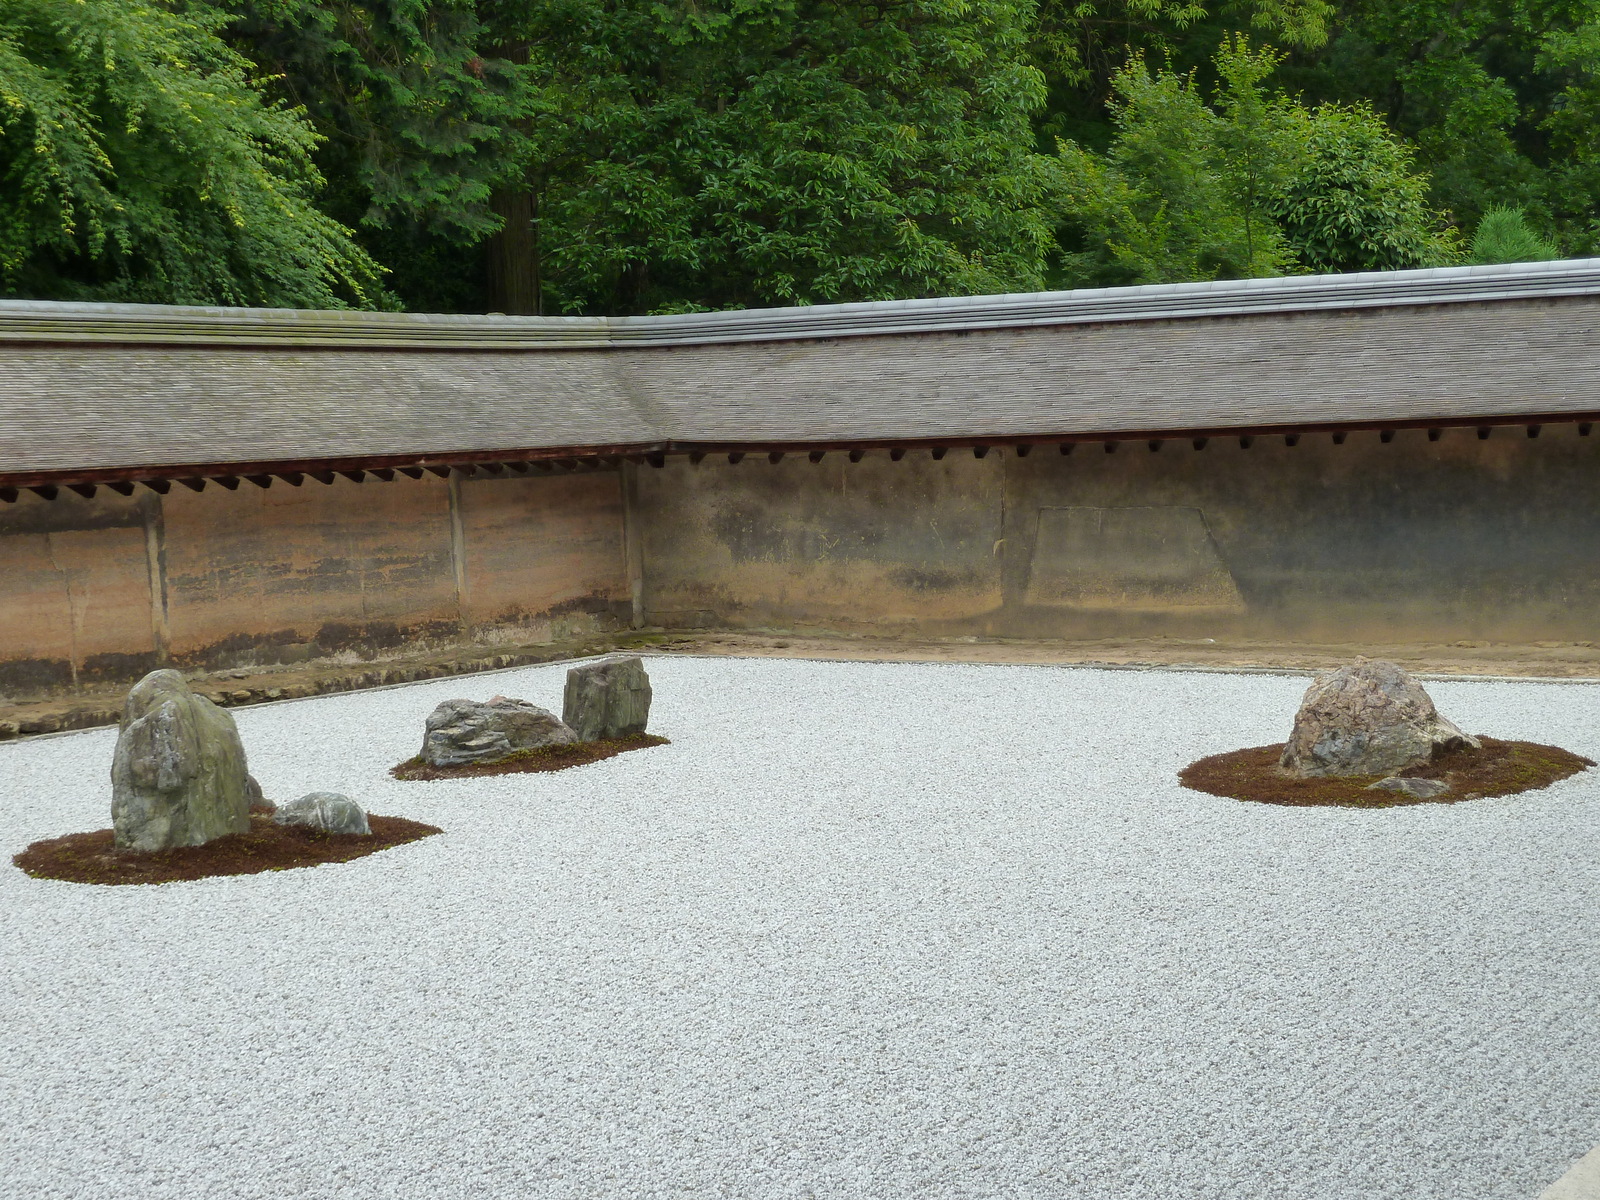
<box><xmin>1023</xmin><ymin>506</ymin><xmax>1245</xmax><ymax>614</ymax></box>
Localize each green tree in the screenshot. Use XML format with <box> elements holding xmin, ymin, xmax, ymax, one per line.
<box><xmin>1272</xmin><ymin>102</ymin><xmax>1459</xmax><ymax>272</ymax></box>
<box><xmin>210</xmin><ymin>0</ymin><xmax>534</xmax><ymax>311</ymax></box>
<box><xmin>216</xmin><ymin>0</ymin><xmax>1056</xmax><ymax>315</ymax></box>
<box><xmin>1052</xmin><ymin>38</ymin><xmax>1456</xmax><ymax>285</ymax></box>
<box><xmin>1027</xmin><ymin>0</ymin><xmax>1332</xmax><ymax>150</ymax></box>
<box><xmin>1053</xmin><ymin>48</ymin><xmax>1296</xmax><ymax>284</ymax></box>
<box><xmin>1283</xmin><ymin>0</ymin><xmax>1600</xmax><ymax>247</ymax></box>
<box><xmin>1469</xmin><ymin>205</ymin><xmax>1561</xmax><ymax>264</ymax></box>
<box><xmin>0</xmin><ymin>0</ymin><xmax>379</xmax><ymax>306</ymax></box>
<box><xmin>483</xmin><ymin>0</ymin><xmax>1055</xmax><ymax>315</ymax></box>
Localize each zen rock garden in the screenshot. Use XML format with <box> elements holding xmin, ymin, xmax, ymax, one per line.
<box><xmin>12</xmin><ymin>654</ymin><xmax>666</xmax><ymax>883</ymax></box>
<box><xmin>393</xmin><ymin>655</ymin><xmax>665</xmax><ymax>781</ymax></box>
<box><xmin>13</xmin><ymin>650</ymin><xmax>1589</xmax><ymax>886</ymax></box>
<box><xmin>14</xmin><ymin>668</ymin><xmax>436</xmax><ymax>885</ymax></box>
<box><xmin>1182</xmin><ymin>657</ymin><xmax>1593</xmax><ymax>806</ymax></box>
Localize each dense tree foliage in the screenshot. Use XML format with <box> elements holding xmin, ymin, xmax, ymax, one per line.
<box><xmin>209</xmin><ymin>0</ymin><xmax>534</xmax><ymax>310</ymax></box>
<box><xmin>0</xmin><ymin>0</ymin><xmax>1591</xmax><ymax>312</ymax></box>
<box><xmin>482</xmin><ymin>0</ymin><xmax>1054</xmax><ymax>315</ymax></box>
<box><xmin>1470</xmin><ymin>205</ymin><xmax>1560</xmax><ymax>262</ymax></box>
<box><xmin>0</xmin><ymin>0</ymin><xmax>380</xmax><ymax>306</ymax></box>
<box><xmin>1053</xmin><ymin>40</ymin><xmax>1455</xmax><ymax>284</ymax></box>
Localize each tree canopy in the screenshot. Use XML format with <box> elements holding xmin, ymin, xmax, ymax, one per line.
<box><xmin>0</xmin><ymin>0</ymin><xmax>1589</xmax><ymax>313</ymax></box>
<box><xmin>0</xmin><ymin>0</ymin><xmax>380</xmax><ymax>306</ymax></box>
<box><xmin>1053</xmin><ymin>40</ymin><xmax>1455</xmax><ymax>285</ymax></box>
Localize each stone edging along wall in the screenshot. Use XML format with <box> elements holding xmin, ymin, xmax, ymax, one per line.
<box><xmin>0</xmin><ymin>636</ymin><xmax>648</xmax><ymax>739</ymax></box>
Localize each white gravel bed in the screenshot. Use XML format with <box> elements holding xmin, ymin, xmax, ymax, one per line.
<box><xmin>3</xmin><ymin>657</ymin><xmax>1600</xmax><ymax>1200</ymax></box>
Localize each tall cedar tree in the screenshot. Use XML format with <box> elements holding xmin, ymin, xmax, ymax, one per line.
<box><xmin>210</xmin><ymin>0</ymin><xmax>534</xmax><ymax>311</ymax></box>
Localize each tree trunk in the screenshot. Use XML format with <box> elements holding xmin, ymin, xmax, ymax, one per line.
<box><xmin>486</xmin><ymin>187</ymin><xmax>541</xmax><ymax>315</ymax></box>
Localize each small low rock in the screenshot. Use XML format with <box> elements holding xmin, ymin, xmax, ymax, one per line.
<box><xmin>563</xmin><ymin>656</ymin><xmax>652</xmax><ymax>741</ymax></box>
<box><xmin>272</xmin><ymin>792</ymin><xmax>370</xmax><ymax>835</ymax></box>
<box><xmin>1280</xmin><ymin>658</ymin><xmax>1480</xmax><ymax>778</ymax></box>
<box><xmin>1366</xmin><ymin>776</ymin><xmax>1451</xmax><ymax>800</ymax></box>
<box><xmin>422</xmin><ymin>697</ymin><xmax>576</xmax><ymax>767</ymax></box>
<box><xmin>246</xmin><ymin>774</ymin><xmax>273</xmax><ymax>813</ymax></box>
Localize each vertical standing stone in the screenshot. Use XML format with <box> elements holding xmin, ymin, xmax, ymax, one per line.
<box><xmin>111</xmin><ymin>670</ymin><xmax>253</xmax><ymax>851</ymax></box>
<box><xmin>562</xmin><ymin>656</ymin><xmax>652</xmax><ymax>741</ymax></box>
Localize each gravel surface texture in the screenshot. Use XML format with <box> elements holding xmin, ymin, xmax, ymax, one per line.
<box><xmin>3</xmin><ymin>658</ymin><xmax>1599</xmax><ymax>1200</ymax></box>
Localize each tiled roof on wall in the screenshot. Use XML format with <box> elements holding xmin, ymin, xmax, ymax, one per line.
<box><xmin>3</xmin><ymin>259</ymin><xmax>1600</xmax><ymax>491</ymax></box>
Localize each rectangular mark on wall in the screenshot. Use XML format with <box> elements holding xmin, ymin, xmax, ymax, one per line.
<box><xmin>1024</xmin><ymin>505</ymin><xmax>1245</xmax><ymax>614</ymax></box>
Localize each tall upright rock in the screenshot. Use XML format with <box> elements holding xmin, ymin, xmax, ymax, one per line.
<box><xmin>563</xmin><ymin>656</ymin><xmax>652</xmax><ymax>741</ymax></box>
<box><xmin>1280</xmin><ymin>659</ymin><xmax>1480</xmax><ymax>778</ymax></box>
<box><xmin>111</xmin><ymin>670</ymin><xmax>252</xmax><ymax>851</ymax></box>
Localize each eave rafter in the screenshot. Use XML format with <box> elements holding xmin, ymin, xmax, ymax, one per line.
<box><xmin>3</xmin><ymin>411</ymin><xmax>1595</xmax><ymax>502</ymax></box>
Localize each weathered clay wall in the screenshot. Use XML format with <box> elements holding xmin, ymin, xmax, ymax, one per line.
<box><xmin>634</xmin><ymin>427</ymin><xmax>1600</xmax><ymax>643</ymax></box>
<box><xmin>457</xmin><ymin>472</ymin><xmax>629</xmax><ymax>640</ymax></box>
<box><xmin>160</xmin><ymin>475</ymin><xmax>460</xmax><ymax>666</ymax></box>
<box><xmin>0</xmin><ymin>491</ymin><xmax>160</xmax><ymax>692</ymax></box>
<box><xmin>0</xmin><ymin>471</ymin><xmax>630</xmax><ymax>698</ymax></box>
<box><xmin>9</xmin><ymin>427</ymin><xmax>1600</xmax><ymax>702</ymax></box>
<box><xmin>634</xmin><ymin>454</ymin><xmax>1004</xmax><ymax>633</ymax></box>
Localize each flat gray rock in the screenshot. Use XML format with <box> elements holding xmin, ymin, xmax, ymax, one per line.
<box><xmin>422</xmin><ymin>697</ymin><xmax>577</xmax><ymax>767</ymax></box>
<box><xmin>1366</xmin><ymin>776</ymin><xmax>1451</xmax><ymax>799</ymax></box>
<box><xmin>111</xmin><ymin>669</ymin><xmax>252</xmax><ymax>851</ymax></box>
<box><xmin>1280</xmin><ymin>659</ymin><xmax>1480</xmax><ymax>778</ymax></box>
<box><xmin>563</xmin><ymin>656</ymin><xmax>652</xmax><ymax>741</ymax></box>
<box><xmin>273</xmin><ymin>792</ymin><xmax>370</xmax><ymax>836</ymax></box>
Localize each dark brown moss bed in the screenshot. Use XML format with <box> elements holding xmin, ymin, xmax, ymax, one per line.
<box><xmin>1181</xmin><ymin>735</ymin><xmax>1593</xmax><ymax>808</ymax></box>
<box><xmin>13</xmin><ymin>812</ymin><xmax>442</xmax><ymax>885</ymax></box>
<box><xmin>391</xmin><ymin>732</ymin><xmax>670</xmax><ymax>782</ymax></box>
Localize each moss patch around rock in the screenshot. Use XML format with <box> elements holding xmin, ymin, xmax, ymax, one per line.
<box><xmin>1180</xmin><ymin>735</ymin><xmax>1593</xmax><ymax>808</ymax></box>
<box><xmin>390</xmin><ymin>732</ymin><xmax>670</xmax><ymax>782</ymax></box>
<box><xmin>13</xmin><ymin>811</ymin><xmax>441</xmax><ymax>886</ymax></box>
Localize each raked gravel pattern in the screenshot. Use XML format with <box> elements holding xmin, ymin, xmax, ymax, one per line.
<box><xmin>3</xmin><ymin>657</ymin><xmax>1599</xmax><ymax>1200</ymax></box>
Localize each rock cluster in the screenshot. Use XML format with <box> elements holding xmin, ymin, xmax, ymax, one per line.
<box><xmin>1280</xmin><ymin>659</ymin><xmax>1479</xmax><ymax>778</ymax></box>
<box><xmin>111</xmin><ymin>670</ymin><xmax>253</xmax><ymax>851</ymax></box>
<box><xmin>419</xmin><ymin>656</ymin><xmax>654</xmax><ymax>768</ymax></box>
<box><xmin>563</xmin><ymin>656</ymin><xmax>653</xmax><ymax>741</ymax></box>
<box><xmin>109</xmin><ymin>668</ymin><xmax>375</xmax><ymax>852</ymax></box>
<box><xmin>421</xmin><ymin>696</ymin><xmax>577</xmax><ymax>767</ymax></box>
<box><xmin>273</xmin><ymin>792</ymin><xmax>371</xmax><ymax>835</ymax></box>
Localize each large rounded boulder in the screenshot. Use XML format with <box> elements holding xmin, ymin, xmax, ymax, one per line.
<box><xmin>421</xmin><ymin>697</ymin><xmax>577</xmax><ymax>767</ymax></box>
<box><xmin>1280</xmin><ymin>659</ymin><xmax>1480</xmax><ymax>778</ymax></box>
